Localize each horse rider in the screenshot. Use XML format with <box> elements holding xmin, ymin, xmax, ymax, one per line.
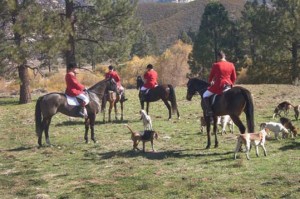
<box><xmin>203</xmin><ymin>50</ymin><xmax>237</xmax><ymax>117</ymax></box>
<box><xmin>140</xmin><ymin>64</ymin><xmax>158</xmax><ymax>101</ymax></box>
<box><xmin>105</xmin><ymin>65</ymin><xmax>127</xmax><ymax>102</ymax></box>
<box><xmin>65</xmin><ymin>63</ymin><xmax>89</xmax><ymax>118</ymax></box>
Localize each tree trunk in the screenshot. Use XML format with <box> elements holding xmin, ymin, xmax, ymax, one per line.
<box><xmin>18</xmin><ymin>64</ymin><xmax>31</xmax><ymax>104</ymax></box>
<box><xmin>65</xmin><ymin>0</ymin><xmax>76</xmax><ymax>70</ymax></box>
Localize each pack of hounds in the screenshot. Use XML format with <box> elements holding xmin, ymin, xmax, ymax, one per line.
<box><xmin>125</xmin><ymin>101</ymin><xmax>298</xmax><ymax>160</ymax></box>
<box><xmin>235</xmin><ymin>101</ymin><xmax>298</xmax><ymax>160</ymax></box>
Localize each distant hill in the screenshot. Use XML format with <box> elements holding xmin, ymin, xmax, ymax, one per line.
<box><xmin>137</xmin><ymin>0</ymin><xmax>247</xmax><ymax>52</ymax></box>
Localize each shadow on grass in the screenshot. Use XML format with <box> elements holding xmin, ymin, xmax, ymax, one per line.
<box><xmin>278</xmin><ymin>141</ymin><xmax>300</xmax><ymax>151</ymax></box>
<box><xmin>5</xmin><ymin>146</ymin><xmax>34</xmax><ymax>152</ymax></box>
<box><xmin>83</xmin><ymin>149</ymin><xmax>233</xmax><ymax>161</ymax></box>
<box><xmin>55</xmin><ymin>119</ymin><xmax>131</xmax><ymax>126</ymax></box>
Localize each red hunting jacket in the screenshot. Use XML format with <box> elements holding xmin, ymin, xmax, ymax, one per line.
<box><xmin>143</xmin><ymin>69</ymin><xmax>158</xmax><ymax>89</ymax></box>
<box><xmin>65</xmin><ymin>72</ymin><xmax>85</xmax><ymax>97</ymax></box>
<box><xmin>208</xmin><ymin>60</ymin><xmax>236</xmax><ymax>94</ymax></box>
<box><xmin>105</xmin><ymin>70</ymin><xmax>121</xmax><ymax>87</ymax></box>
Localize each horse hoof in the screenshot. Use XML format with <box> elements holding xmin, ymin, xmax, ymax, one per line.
<box><xmin>205</xmin><ymin>145</ymin><xmax>210</xmax><ymax>149</ymax></box>
<box><xmin>214</xmin><ymin>145</ymin><xmax>219</xmax><ymax>148</ymax></box>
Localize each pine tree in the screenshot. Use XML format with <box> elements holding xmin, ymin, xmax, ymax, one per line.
<box><xmin>272</xmin><ymin>0</ymin><xmax>300</xmax><ymax>84</ymax></box>
<box><xmin>0</xmin><ymin>0</ymin><xmax>62</xmax><ymax>104</ymax></box>
<box><xmin>60</xmin><ymin>0</ymin><xmax>140</xmax><ymax>67</ymax></box>
<box><xmin>188</xmin><ymin>2</ymin><xmax>236</xmax><ymax>77</ymax></box>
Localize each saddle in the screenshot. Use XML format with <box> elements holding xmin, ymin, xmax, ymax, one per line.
<box><xmin>209</xmin><ymin>85</ymin><xmax>232</xmax><ymax>105</ymax></box>
<box><xmin>65</xmin><ymin>93</ymin><xmax>90</xmax><ymax>106</ymax></box>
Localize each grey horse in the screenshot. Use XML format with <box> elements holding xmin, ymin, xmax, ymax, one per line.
<box><xmin>35</xmin><ymin>78</ymin><xmax>118</xmax><ymax>147</ymax></box>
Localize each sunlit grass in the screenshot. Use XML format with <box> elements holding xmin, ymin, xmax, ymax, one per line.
<box><xmin>0</xmin><ymin>85</ymin><xmax>299</xmax><ymax>198</ymax></box>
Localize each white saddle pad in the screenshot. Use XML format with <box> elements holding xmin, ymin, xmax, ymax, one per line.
<box><xmin>66</xmin><ymin>95</ymin><xmax>80</xmax><ymax>106</ymax></box>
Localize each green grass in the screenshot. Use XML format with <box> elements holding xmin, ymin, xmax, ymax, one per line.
<box><xmin>0</xmin><ymin>85</ymin><xmax>299</xmax><ymax>199</ymax></box>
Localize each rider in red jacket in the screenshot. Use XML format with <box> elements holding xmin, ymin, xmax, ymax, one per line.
<box><xmin>143</xmin><ymin>64</ymin><xmax>158</xmax><ymax>89</ymax></box>
<box><xmin>140</xmin><ymin>64</ymin><xmax>158</xmax><ymax>101</ymax></box>
<box><xmin>65</xmin><ymin>63</ymin><xmax>89</xmax><ymax>118</ymax></box>
<box><xmin>105</xmin><ymin>65</ymin><xmax>127</xmax><ymax>102</ymax></box>
<box><xmin>203</xmin><ymin>51</ymin><xmax>237</xmax><ymax>117</ymax></box>
<box><xmin>140</xmin><ymin>64</ymin><xmax>158</xmax><ymax>100</ymax></box>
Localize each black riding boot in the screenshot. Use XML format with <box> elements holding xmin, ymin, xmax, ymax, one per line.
<box><xmin>77</xmin><ymin>102</ymin><xmax>87</xmax><ymax>118</ymax></box>
<box><xmin>203</xmin><ymin>97</ymin><xmax>213</xmax><ymax>117</ymax></box>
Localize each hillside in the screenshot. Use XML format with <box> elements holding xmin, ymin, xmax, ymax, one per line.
<box><xmin>137</xmin><ymin>0</ymin><xmax>247</xmax><ymax>52</ymax></box>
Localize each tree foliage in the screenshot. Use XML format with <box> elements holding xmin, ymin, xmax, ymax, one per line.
<box><xmin>0</xmin><ymin>0</ymin><xmax>140</xmax><ymax>103</ymax></box>
<box><xmin>188</xmin><ymin>2</ymin><xmax>238</xmax><ymax>78</ymax></box>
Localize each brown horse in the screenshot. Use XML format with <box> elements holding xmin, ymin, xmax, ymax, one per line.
<box><xmin>136</xmin><ymin>76</ymin><xmax>180</xmax><ymax>120</ymax></box>
<box><xmin>35</xmin><ymin>78</ymin><xmax>118</xmax><ymax>147</ymax></box>
<box><xmin>186</xmin><ymin>78</ymin><xmax>255</xmax><ymax>149</ymax></box>
<box><xmin>101</xmin><ymin>91</ymin><xmax>125</xmax><ymax>122</ymax></box>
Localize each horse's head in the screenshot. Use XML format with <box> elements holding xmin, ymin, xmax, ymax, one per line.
<box><xmin>107</xmin><ymin>78</ymin><xmax>119</xmax><ymax>94</ymax></box>
<box><xmin>88</xmin><ymin>78</ymin><xmax>119</xmax><ymax>97</ymax></box>
<box><xmin>186</xmin><ymin>78</ymin><xmax>209</xmax><ymax>101</ymax></box>
<box><xmin>136</xmin><ymin>76</ymin><xmax>144</xmax><ymax>90</ymax></box>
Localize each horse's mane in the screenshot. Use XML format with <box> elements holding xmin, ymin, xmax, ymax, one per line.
<box><xmin>190</xmin><ymin>78</ymin><xmax>209</xmax><ymax>86</ymax></box>
<box><xmin>88</xmin><ymin>78</ymin><xmax>109</xmax><ymax>91</ymax></box>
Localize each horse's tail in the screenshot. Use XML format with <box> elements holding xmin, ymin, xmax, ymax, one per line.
<box><xmin>241</xmin><ymin>89</ymin><xmax>255</xmax><ymax>133</ymax></box>
<box><xmin>168</xmin><ymin>85</ymin><xmax>178</xmax><ymax>114</ymax></box>
<box><xmin>35</xmin><ymin>96</ymin><xmax>43</xmax><ymax>137</ymax></box>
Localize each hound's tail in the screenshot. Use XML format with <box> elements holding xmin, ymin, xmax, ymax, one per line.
<box><xmin>124</xmin><ymin>124</ymin><xmax>135</xmax><ymax>134</ymax></box>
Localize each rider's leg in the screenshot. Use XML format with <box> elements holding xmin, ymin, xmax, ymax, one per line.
<box><xmin>140</xmin><ymin>86</ymin><xmax>147</xmax><ymax>101</ymax></box>
<box><xmin>77</xmin><ymin>93</ymin><xmax>89</xmax><ymax>118</ymax></box>
<box><xmin>203</xmin><ymin>90</ymin><xmax>213</xmax><ymax>117</ymax></box>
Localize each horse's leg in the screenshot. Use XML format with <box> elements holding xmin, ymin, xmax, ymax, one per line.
<box><xmin>205</xmin><ymin>116</ymin><xmax>211</xmax><ymax>149</ymax></box>
<box><xmin>114</xmin><ymin>102</ymin><xmax>118</xmax><ymax>120</ymax></box>
<box><xmin>44</xmin><ymin>118</ymin><xmax>52</xmax><ymax>146</ymax></box>
<box><xmin>140</xmin><ymin>100</ymin><xmax>145</xmax><ymax>110</ymax></box>
<box><xmin>120</xmin><ymin>101</ymin><xmax>124</xmax><ymax>121</ymax></box>
<box><xmin>102</xmin><ymin>97</ymin><xmax>107</xmax><ymax>123</ymax></box>
<box><xmin>84</xmin><ymin>118</ymin><xmax>90</xmax><ymax>143</ymax></box>
<box><xmin>146</xmin><ymin>102</ymin><xmax>150</xmax><ymax>115</ymax></box>
<box><xmin>89</xmin><ymin>114</ymin><xmax>97</xmax><ymax>143</ymax></box>
<box><xmin>230</xmin><ymin>115</ymin><xmax>246</xmax><ymax>134</ymax></box>
<box><xmin>213</xmin><ymin>117</ymin><xmax>218</xmax><ymax>148</ymax></box>
<box><xmin>108</xmin><ymin>101</ymin><xmax>113</xmax><ymax>122</ymax></box>
<box><xmin>103</xmin><ymin>108</ymin><xmax>106</xmax><ymax>123</ymax></box>
<box><xmin>177</xmin><ymin>109</ymin><xmax>180</xmax><ymax>120</ymax></box>
<box><xmin>163</xmin><ymin>100</ymin><xmax>172</xmax><ymax>120</ymax></box>
<box><xmin>38</xmin><ymin>119</ymin><xmax>45</xmax><ymax>147</ymax></box>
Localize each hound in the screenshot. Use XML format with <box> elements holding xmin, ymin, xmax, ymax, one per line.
<box><xmin>140</xmin><ymin>109</ymin><xmax>153</xmax><ymax>130</ymax></box>
<box><xmin>273</xmin><ymin>101</ymin><xmax>293</xmax><ymax>118</ymax></box>
<box><xmin>234</xmin><ymin>129</ymin><xmax>269</xmax><ymax>160</ymax></box>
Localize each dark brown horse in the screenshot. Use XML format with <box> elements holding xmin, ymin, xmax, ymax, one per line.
<box><xmin>35</xmin><ymin>78</ymin><xmax>118</xmax><ymax>147</ymax></box>
<box><xmin>101</xmin><ymin>91</ymin><xmax>125</xmax><ymax>122</ymax></box>
<box><xmin>136</xmin><ymin>76</ymin><xmax>180</xmax><ymax>120</ymax></box>
<box><xmin>186</xmin><ymin>78</ymin><xmax>255</xmax><ymax>149</ymax></box>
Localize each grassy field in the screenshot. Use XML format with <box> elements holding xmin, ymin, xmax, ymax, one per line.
<box><xmin>0</xmin><ymin>84</ymin><xmax>299</xmax><ymax>199</ymax></box>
